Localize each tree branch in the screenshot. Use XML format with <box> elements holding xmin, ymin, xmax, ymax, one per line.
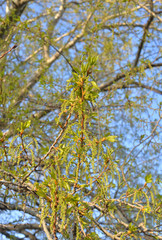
<box><xmin>99</xmin><ymin>62</ymin><xmax>162</xmax><ymax>91</ymax></box>
<box><xmin>0</xmin><ymin>44</ymin><xmax>17</xmax><ymax>59</ymax></box>
<box><xmin>92</xmin><ymin>218</ymin><xmax>121</xmax><ymax>240</ymax></box>
<box><xmin>0</xmin><ymin>223</ymin><xmax>41</xmax><ymax>231</ymax></box>
<box><xmin>10</xmin><ymin>11</ymin><xmax>94</xmax><ymax>108</ymax></box>
<box><xmin>133</xmin><ymin>0</ymin><xmax>162</xmax><ymax>23</ymax></box>
<box><xmin>133</xmin><ymin>14</ymin><xmax>154</xmax><ymax>67</ymax></box>
<box><xmin>0</xmin><ymin>0</ymin><xmax>31</xmax><ymax>39</ymax></box>
<box><xmin>0</xmin><ymin>201</ymin><xmax>41</xmax><ymax>220</ymax></box>
<box><xmin>42</xmin><ymin>220</ymin><xmax>53</xmax><ymax>240</ymax></box>
<box><xmin>133</xmin><ymin>81</ymin><xmax>162</xmax><ymax>95</ymax></box>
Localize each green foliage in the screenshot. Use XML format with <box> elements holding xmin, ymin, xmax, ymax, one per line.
<box><xmin>0</xmin><ymin>0</ymin><xmax>161</xmax><ymax>239</ymax></box>
<box><xmin>145</xmin><ymin>173</ymin><xmax>152</xmax><ymax>183</ymax></box>
<box><xmin>33</xmin><ymin>56</ymin><xmax>118</xmax><ymax>237</ymax></box>
<box><xmin>1</xmin><ymin>56</ymin><xmax>161</xmax><ymax>236</ymax></box>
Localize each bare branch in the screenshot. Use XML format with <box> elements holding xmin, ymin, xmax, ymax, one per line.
<box><xmin>133</xmin><ymin>15</ymin><xmax>154</xmax><ymax>67</ymax></box>
<box><xmin>99</xmin><ymin>62</ymin><xmax>162</xmax><ymax>91</ymax></box>
<box><xmin>42</xmin><ymin>220</ymin><xmax>53</xmax><ymax>240</ymax></box>
<box><xmin>92</xmin><ymin>218</ymin><xmax>121</xmax><ymax>240</ymax></box>
<box><xmin>133</xmin><ymin>81</ymin><xmax>162</xmax><ymax>95</ymax></box>
<box><xmin>44</xmin><ymin>0</ymin><xmax>66</xmax><ymax>60</ymax></box>
<box><xmin>133</xmin><ymin>0</ymin><xmax>162</xmax><ymax>22</ymax></box>
<box><xmin>0</xmin><ymin>44</ymin><xmax>17</xmax><ymax>59</ymax></box>
<box><xmin>0</xmin><ymin>201</ymin><xmax>41</xmax><ymax>219</ymax></box>
<box><xmin>0</xmin><ymin>223</ymin><xmax>41</xmax><ymax>231</ymax></box>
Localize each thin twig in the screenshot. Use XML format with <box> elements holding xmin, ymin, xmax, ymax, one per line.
<box><xmin>125</xmin><ymin>116</ymin><xmax>162</xmax><ymax>162</ymax></box>
<box><xmin>41</xmin><ymin>104</ymin><xmax>74</xmax><ymax>161</ymax></box>
<box><xmin>0</xmin><ymin>45</ymin><xmax>17</xmax><ymax>59</ymax></box>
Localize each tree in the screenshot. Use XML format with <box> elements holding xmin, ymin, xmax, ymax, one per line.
<box><xmin>0</xmin><ymin>0</ymin><xmax>161</xmax><ymax>239</ymax></box>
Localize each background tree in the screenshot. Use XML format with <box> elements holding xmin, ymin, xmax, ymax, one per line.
<box><xmin>0</xmin><ymin>0</ymin><xmax>161</xmax><ymax>239</ymax></box>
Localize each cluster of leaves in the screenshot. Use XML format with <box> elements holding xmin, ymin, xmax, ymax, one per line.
<box><xmin>0</xmin><ymin>0</ymin><xmax>161</xmax><ymax>239</ymax></box>
<box><xmin>1</xmin><ymin>56</ymin><xmax>161</xmax><ymax>240</ymax></box>
<box><xmin>33</xmin><ymin>56</ymin><xmax>118</xmax><ymax>238</ymax></box>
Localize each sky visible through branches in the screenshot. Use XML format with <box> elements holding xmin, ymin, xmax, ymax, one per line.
<box><xmin>0</xmin><ymin>0</ymin><xmax>161</xmax><ymax>239</ymax></box>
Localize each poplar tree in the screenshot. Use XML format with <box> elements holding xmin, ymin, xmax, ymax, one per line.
<box><xmin>0</xmin><ymin>0</ymin><xmax>161</xmax><ymax>239</ymax></box>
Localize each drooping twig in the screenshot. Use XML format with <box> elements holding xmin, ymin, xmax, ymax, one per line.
<box><xmin>0</xmin><ymin>45</ymin><xmax>17</xmax><ymax>60</ymax></box>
